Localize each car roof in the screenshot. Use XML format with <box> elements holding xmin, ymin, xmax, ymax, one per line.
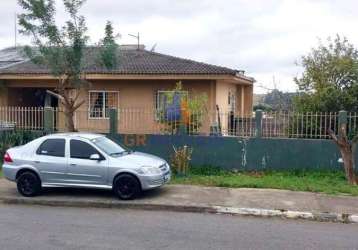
<box><xmin>45</xmin><ymin>133</ymin><xmax>105</xmax><ymax>140</ymax></box>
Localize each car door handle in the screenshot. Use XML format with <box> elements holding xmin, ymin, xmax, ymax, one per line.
<box><xmin>33</xmin><ymin>161</ymin><xmax>41</xmax><ymax>164</ymax></box>
<box><xmin>70</xmin><ymin>163</ymin><xmax>77</xmax><ymax>166</ymax></box>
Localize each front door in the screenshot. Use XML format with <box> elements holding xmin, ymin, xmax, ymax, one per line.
<box><xmin>35</xmin><ymin>138</ymin><xmax>67</xmax><ymax>183</ymax></box>
<box><xmin>67</xmin><ymin>139</ymin><xmax>107</xmax><ymax>185</ymax></box>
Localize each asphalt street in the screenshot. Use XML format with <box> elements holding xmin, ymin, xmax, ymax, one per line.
<box><xmin>0</xmin><ymin>204</ymin><xmax>357</xmax><ymax>250</ymax></box>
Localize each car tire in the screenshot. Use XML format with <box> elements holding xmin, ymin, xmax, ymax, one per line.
<box><xmin>16</xmin><ymin>171</ymin><xmax>41</xmax><ymax>197</ymax></box>
<box><xmin>113</xmin><ymin>174</ymin><xmax>141</xmax><ymax>200</ymax></box>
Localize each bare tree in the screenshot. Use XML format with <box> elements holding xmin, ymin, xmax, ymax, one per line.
<box><xmin>328</xmin><ymin>126</ymin><xmax>358</xmax><ymax>185</ymax></box>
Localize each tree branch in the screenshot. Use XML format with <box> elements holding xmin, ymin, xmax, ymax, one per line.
<box><xmin>46</xmin><ymin>90</ymin><xmax>64</xmax><ymax>101</ymax></box>
<box><xmin>73</xmin><ymin>99</ymin><xmax>86</xmax><ymax>111</ymax></box>
<box><xmin>328</xmin><ymin>129</ymin><xmax>339</xmax><ymax>142</ymax></box>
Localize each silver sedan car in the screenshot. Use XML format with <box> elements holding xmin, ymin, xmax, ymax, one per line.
<box><xmin>2</xmin><ymin>133</ymin><xmax>171</xmax><ymax>200</ymax></box>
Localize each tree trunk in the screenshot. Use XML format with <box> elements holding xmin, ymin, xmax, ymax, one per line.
<box><xmin>56</xmin><ymin>83</ymin><xmax>85</xmax><ymax>132</ymax></box>
<box><xmin>328</xmin><ymin>128</ymin><xmax>358</xmax><ymax>185</ymax></box>
<box><xmin>64</xmin><ymin>105</ymin><xmax>76</xmax><ymax>132</ymax></box>
<box><xmin>338</xmin><ymin>144</ymin><xmax>357</xmax><ymax>185</ymax></box>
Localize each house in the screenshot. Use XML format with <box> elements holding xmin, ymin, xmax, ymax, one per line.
<box><xmin>0</xmin><ymin>45</ymin><xmax>254</xmax><ymax>134</ymax></box>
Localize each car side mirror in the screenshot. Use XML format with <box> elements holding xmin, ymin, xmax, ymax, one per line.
<box><xmin>89</xmin><ymin>154</ymin><xmax>101</xmax><ymax>161</ymax></box>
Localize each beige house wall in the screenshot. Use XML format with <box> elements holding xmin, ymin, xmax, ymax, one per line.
<box><xmin>58</xmin><ymin>79</ymin><xmax>215</xmax><ymax>134</ymax></box>
<box><xmin>0</xmin><ymin>78</ymin><xmax>253</xmax><ymax>135</ymax></box>
<box><xmin>236</xmin><ymin>84</ymin><xmax>253</xmax><ymax>116</ymax></box>
<box><xmin>215</xmin><ymin>80</ymin><xmax>254</xmax><ymax>133</ymax></box>
<box><xmin>215</xmin><ymin>80</ymin><xmax>231</xmax><ymax>133</ymax></box>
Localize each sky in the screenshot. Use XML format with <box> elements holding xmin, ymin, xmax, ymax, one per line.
<box><xmin>0</xmin><ymin>0</ymin><xmax>358</xmax><ymax>94</ymax></box>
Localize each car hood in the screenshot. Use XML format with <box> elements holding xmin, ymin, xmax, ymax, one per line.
<box><xmin>113</xmin><ymin>151</ymin><xmax>166</xmax><ymax>167</ymax></box>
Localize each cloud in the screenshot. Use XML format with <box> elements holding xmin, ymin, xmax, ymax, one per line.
<box><xmin>0</xmin><ymin>0</ymin><xmax>358</xmax><ymax>94</ymax></box>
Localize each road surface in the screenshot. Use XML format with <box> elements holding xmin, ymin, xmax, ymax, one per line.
<box><xmin>0</xmin><ymin>204</ymin><xmax>357</xmax><ymax>250</ymax></box>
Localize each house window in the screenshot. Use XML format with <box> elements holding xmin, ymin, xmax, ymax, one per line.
<box><xmin>89</xmin><ymin>91</ymin><xmax>119</xmax><ymax>119</ymax></box>
<box><xmin>228</xmin><ymin>91</ymin><xmax>236</xmax><ymax>112</ymax></box>
<box><xmin>156</xmin><ymin>90</ymin><xmax>188</xmax><ymax>111</ymax></box>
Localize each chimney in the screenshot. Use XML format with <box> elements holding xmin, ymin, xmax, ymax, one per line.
<box><xmin>120</xmin><ymin>44</ymin><xmax>145</xmax><ymax>50</ymax></box>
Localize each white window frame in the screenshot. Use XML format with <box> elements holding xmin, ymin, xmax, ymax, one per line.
<box><xmin>88</xmin><ymin>90</ymin><xmax>119</xmax><ymax>120</ymax></box>
<box><xmin>228</xmin><ymin>91</ymin><xmax>236</xmax><ymax>112</ymax></box>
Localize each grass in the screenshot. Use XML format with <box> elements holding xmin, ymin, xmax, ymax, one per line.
<box><xmin>1</xmin><ymin>165</ymin><xmax>357</xmax><ymax>196</ymax></box>
<box><xmin>171</xmin><ymin>166</ymin><xmax>358</xmax><ymax>196</ymax></box>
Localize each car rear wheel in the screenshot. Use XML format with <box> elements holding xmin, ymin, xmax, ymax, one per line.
<box><xmin>113</xmin><ymin>174</ymin><xmax>141</xmax><ymax>200</ymax></box>
<box><xmin>17</xmin><ymin>171</ymin><xmax>41</xmax><ymax>197</ymax></box>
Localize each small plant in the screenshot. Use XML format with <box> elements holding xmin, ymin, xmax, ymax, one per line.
<box><xmin>170</xmin><ymin>145</ymin><xmax>193</xmax><ymax>176</ymax></box>
<box><xmin>158</xmin><ymin>81</ymin><xmax>208</xmax><ymax>135</ymax></box>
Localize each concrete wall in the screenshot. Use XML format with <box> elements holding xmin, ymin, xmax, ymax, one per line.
<box><xmin>0</xmin><ymin>128</ymin><xmax>348</xmax><ymax>171</ymax></box>
<box><xmin>111</xmin><ymin>134</ymin><xmax>348</xmax><ymax>171</ymax></box>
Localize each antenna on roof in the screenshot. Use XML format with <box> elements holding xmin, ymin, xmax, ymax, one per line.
<box><xmin>14</xmin><ymin>12</ymin><xmax>17</xmax><ymax>49</ymax></box>
<box><xmin>150</xmin><ymin>43</ymin><xmax>157</xmax><ymax>52</ymax></box>
<box><xmin>272</xmin><ymin>75</ymin><xmax>277</xmax><ymax>90</ymax></box>
<box><xmin>128</xmin><ymin>32</ymin><xmax>140</xmax><ymax>50</ymax></box>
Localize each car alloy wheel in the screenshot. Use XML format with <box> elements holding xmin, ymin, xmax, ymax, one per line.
<box><xmin>17</xmin><ymin>172</ymin><xmax>41</xmax><ymax>197</ymax></box>
<box><xmin>114</xmin><ymin>174</ymin><xmax>141</xmax><ymax>200</ymax></box>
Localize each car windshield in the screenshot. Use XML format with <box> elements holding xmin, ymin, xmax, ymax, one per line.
<box><xmin>91</xmin><ymin>137</ymin><xmax>129</xmax><ymax>157</ymax></box>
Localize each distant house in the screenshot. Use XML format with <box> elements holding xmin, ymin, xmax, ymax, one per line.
<box><xmin>0</xmin><ymin>45</ymin><xmax>254</xmax><ymax>134</ymax></box>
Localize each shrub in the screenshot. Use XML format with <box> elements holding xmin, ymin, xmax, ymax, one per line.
<box><xmin>170</xmin><ymin>145</ymin><xmax>193</xmax><ymax>176</ymax></box>
<box><xmin>0</xmin><ymin>130</ymin><xmax>42</xmax><ymax>163</ymax></box>
<box><xmin>158</xmin><ymin>81</ymin><xmax>208</xmax><ymax>135</ymax></box>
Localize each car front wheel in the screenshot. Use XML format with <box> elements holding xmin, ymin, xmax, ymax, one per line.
<box><xmin>113</xmin><ymin>174</ymin><xmax>141</xmax><ymax>200</ymax></box>
<box><xmin>17</xmin><ymin>171</ymin><xmax>41</xmax><ymax>197</ymax></box>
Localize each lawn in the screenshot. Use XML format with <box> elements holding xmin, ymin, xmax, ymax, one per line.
<box><xmin>171</xmin><ymin>166</ymin><xmax>358</xmax><ymax>196</ymax></box>
<box><xmin>1</xmin><ymin>166</ymin><xmax>358</xmax><ymax>196</ymax></box>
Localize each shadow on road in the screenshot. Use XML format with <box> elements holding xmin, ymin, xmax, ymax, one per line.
<box><xmin>38</xmin><ymin>186</ymin><xmax>168</xmax><ymax>200</ymax></box>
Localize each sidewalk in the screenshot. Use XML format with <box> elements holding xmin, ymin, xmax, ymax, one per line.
<box><xmin>1</xmin><ymin>178</ymin><xmax>358</xmax><ymax>223</ymax></box>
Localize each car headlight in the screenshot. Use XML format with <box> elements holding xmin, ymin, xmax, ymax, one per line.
<box><xmin>165</xmin><ymin>162</ymin><xmax>171</xmax><ymax>170</ymax></box>
<box><xmin>135</xmin><ymin>166</ymin><xmax>162</xmax><ymax>175</ymax></box>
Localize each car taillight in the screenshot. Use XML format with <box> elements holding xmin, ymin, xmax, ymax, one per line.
<box><xmin>3</xmin><ymin>152</ymin><xmax>13</xmax><ymax>163</ymax></box>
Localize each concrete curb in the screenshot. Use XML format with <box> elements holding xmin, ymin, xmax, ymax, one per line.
<box><xmin>213</xmin><ymin>206</ymin><xmax>358</xmax><ymax>224</ymax></box>
<box><xmin>0</xmin><ymin>196</ymin><xmax>357</xmax><ymax>224</ymax></box>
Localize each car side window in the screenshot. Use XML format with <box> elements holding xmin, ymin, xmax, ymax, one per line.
<box><xmin>36</xmin><ymin>139</ymin><xmax>66</xmax><ymax>157</ymax></box>
<box><xmin>70</xmin><ymin>140</ymin><xmax>102</xmax><ymax>159</ymax></box>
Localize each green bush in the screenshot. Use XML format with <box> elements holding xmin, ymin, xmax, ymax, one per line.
<box><xmin>0</xmin><ymin>130</ymin><xmax>43</xmax><ymax>163</ymax></box>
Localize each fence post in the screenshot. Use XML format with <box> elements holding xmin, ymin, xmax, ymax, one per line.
<box><xmin>44</xmin><ymin>107</ymin><xmax>54</xmax><ymax>133</ymax></box>
<box><xmin>109</xmin><ymin>108</ymin><xmax>118</xmax><ymax>135</ymax></box>
<box><xmin>338</xmin><ymin>110</ymin><xmax>348</xmax><ymax>138</ymax></box>
<box><xmin>255</xmin><ymin>109</ymin><xmax>263</xmax><ymax>138</ymax></box>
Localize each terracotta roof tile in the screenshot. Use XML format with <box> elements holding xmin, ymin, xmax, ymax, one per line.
<box><xmin>0</xmin><ymin>47</ymin><xmax>249</xmax><ymax>78</ymax></box>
